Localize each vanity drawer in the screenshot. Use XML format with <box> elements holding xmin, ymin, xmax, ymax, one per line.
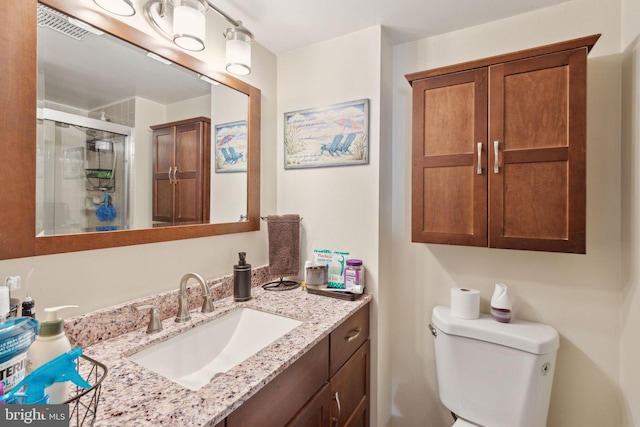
<box><xmin>330</xmin><ymin>303</ymin><xmax>370</xmax><ymax>377</ymax></box>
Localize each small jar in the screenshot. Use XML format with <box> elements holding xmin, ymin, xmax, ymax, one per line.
<box><xmin>344</xmin><ymin>259</ymin><xmax>364</xmax><ymax>292</ymax></box>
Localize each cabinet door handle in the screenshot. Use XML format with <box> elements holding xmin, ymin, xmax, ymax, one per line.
<box><xmin>345</xmin><ymin>327</ymin><xmax>362</xmax><ymax>342</ymax></box>
<box><xmin>476</xmin><ymin>142</ymin><xmax>482</xmax><ymax>175</ymax></box>
<box><xmin>333</xmin><ymin>391</ymin><xmax>341</xmax><ymax>426</ymax></box>
<box><xmin>173</xmin><ymin>166</ymin><xmax>178</xmax><ymax>184</ymax></box>
<box><xmin>168</xmin><ymin>167</ymin><xmax>174</xmax><ymax>184</ymax></box>
<box><xmin>493</xmin><ymin>140</ymin><xmax>500</xmax><ymax>174</ymax></box>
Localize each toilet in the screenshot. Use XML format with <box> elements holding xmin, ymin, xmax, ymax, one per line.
<box><xmin>430</xmin><ymin>306</ymin><xmax>560</xmax><ymax>427</ymax></box>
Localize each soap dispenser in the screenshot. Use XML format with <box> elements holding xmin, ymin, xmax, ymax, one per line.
<box><xmin>26</xmin><ymin>305</ymin><xmax>77</xmax><ymax>403</ymax></box>
<box><xmin>234</xmin><ymin>252</ymin><xmax>252</xmax><ymax>302</ymax></box>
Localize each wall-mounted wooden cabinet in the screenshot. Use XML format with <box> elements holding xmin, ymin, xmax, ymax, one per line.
<box><xmin>406</xmin><ymin>34</ymin><xmax>600</xmax><ymax>254</ymax></box>
<box><xmin>151</xmin><ymin>117</ymin><xmax>210</xmax><ymax>224</ymax></box>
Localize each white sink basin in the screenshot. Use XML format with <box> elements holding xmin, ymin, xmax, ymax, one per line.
<box><xmin>128</xmin><ymin>308</ymin><xmax>302</xmax><ymax>390</ymax></box>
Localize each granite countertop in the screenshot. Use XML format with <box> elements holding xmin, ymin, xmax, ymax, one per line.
<box><xmin>83</xmin><ymin>287</ymin><xmax>372</xmax><ymax>426</ymax></box>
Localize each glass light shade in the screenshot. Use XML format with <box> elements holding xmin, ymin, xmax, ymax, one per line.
<box><xmin>172</xmin><ymin>0</ymin><xmax>208</xmax><ymax>52</ymax></box>
<box><xmin>93</xmin><ymin>0</ymin><xmax>135</xmax><ymax>16</ymax></box>
<box><xmin>225</xmin><ymin>28</ymin><xmax>252</xmax><ymax>76</ymax></box>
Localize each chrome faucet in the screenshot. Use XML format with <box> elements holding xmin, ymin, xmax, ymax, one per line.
<box><xmin>175</xmin><ymin>272</ymin><xmax>214</xmax><ymax>323</ymax></box>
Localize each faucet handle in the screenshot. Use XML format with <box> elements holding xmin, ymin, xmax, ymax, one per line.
<box><xmin>135</xmin><ymin>305</ymin><xmax>163</xmax><ymax>334</ymax></box>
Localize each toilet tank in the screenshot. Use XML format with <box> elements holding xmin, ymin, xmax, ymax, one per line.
<box><xmin>431</xmin><ymin>306</ymin><xmax>559</xmax><ymax>427</ymax></box>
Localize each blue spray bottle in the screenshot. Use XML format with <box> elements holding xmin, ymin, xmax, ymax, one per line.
<box><xmin>0</xmin><ymin>348</ymin><xmax>91</xmax><ymax>404</ymax></box>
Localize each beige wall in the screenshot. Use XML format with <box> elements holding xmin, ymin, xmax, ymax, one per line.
<box><xmin>276</xmin><ymin>26</ymin><xmax>392</xmax><ymax>426</ymax></box>
<box><xmin>391</xmin><ymin>0</ymin><xmax>627</xmax><ymax>426</ymax></box>
<box><xmin>620</xmin><ymin>0</ymin><xmax>640</xmax><ymax>425</ymax></box>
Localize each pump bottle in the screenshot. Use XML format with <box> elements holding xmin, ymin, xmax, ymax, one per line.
<box><xmin>233</xmin><ymin>252</ymin><xmax>252</xmax><ymax>301</ymax></box>
<box><xmin>26</xmin><ymin>305</ymin><xmax>77</xmax><ymax>403</ymax></box>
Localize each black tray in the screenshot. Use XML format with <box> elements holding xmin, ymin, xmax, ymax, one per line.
<box><xmin>306</xmin><ymin>286</ymin><xmax>364</xmax><ymax>301</ymax></box>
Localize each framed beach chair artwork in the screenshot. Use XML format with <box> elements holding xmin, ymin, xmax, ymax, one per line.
<box><xmin>215</xmin><ymin>120</ymin><xmax>247</xmax><ymax>173</ymax></box>
<box><xmin>284</xmin><ymin>99</ymin><xmax>369</xmax><ymax>169</ymax></box>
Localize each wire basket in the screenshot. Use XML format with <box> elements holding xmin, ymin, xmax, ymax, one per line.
<box><xmin>63</xmin><ymin>355</ymin><xmax>108</xmax><ymax>427</ymax></box>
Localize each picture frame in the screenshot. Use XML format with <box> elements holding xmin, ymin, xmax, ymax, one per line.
<box><xmin>284</xmin><ymin>99</ymin><xmax>369</xmax><ymax>169</ymax></box>
<box><xmin>214</xmin><ymin>120</ymin><xmax>247</xmax><ymax>173</ymax></box>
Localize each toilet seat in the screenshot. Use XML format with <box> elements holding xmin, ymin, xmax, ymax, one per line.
<box><xmin>452</xmin><ymin>417</ymin><xmax>481</xmax><ymax>427</ymax></box>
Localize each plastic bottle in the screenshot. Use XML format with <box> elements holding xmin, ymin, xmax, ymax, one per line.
<box><xmin>1</xmin><ymin>348</ymin><xmax>91</xmax><ymax>404</ymax></box>
<box><xmin>233</xmin><ymin>252</ymin><xmax>252</xmax><ymax>302</ymax></box>
<box><xmin>344</xmin><ymin>259</ymin><xmax>365</xmax><ymax>293</ymax></box>
<box><xmin>0</xmin><ymin>317</ymin><xmax>38</xmax><ymax>393</ymax></box>
<box><xmin>0</xmin><ymin>284</ymin><xmax>10</xmax><ymax>319</ymax></box>
<box><xmin>21</xmin><ymin>269</ymin><xmax>36</xmax><ymax>319</ymax></box>
<box><xmin>21</xmin><ymin>297</ymin><xmax>35</xmax><ymax>318</ymax></box>
<box><xmin>26</xmin><ymin>305</ymin><xmax>77</xmax><ymax>403</ymax></box>
<box><xmin>5</xmin><ymin>276</ymin><xmax>22</xmax><ymax>319</ymax></box>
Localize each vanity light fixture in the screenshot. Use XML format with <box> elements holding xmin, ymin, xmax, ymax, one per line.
<box><xmin>93</xmin><ymin>0</ymin><xmax>136</xmax><ymax>17</ymax></box>
<box><xmin>143</xmin><ymin>0</ymin><xmax>207</xmax><ymax>52</ymax></box>
<box><xmin>141</xmin><ymin>0</ymin><xmax>254</xmax><ymax>75</ymax></box>
<box><xmin>224</xmin><ymin>24</ymin><xmax>253</xmax><ymax>76</ymax></box>
<box><xmin>172</xmin><ymin>0</ymin><xmax>208</xmax><ymax>51</ymax></box>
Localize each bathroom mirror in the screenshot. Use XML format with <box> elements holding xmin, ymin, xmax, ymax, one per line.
<box><xmin>0</xmin><ymin>0</ymin><xmax>261</xmax><ymax>259</ymax></box>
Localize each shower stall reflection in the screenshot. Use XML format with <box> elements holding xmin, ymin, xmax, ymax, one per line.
<box><xmin>36</xmin><ymin>110</ymin><xmax>132</xmax><ymax>235</ymax></box>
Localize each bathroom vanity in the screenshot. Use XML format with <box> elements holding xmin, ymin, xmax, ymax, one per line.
<box><xmin>72</xmin><ymin>287</ymin><xmax>371</xmax><ymax>426</ymax></box>
<box><xmin>227</xmin><ymin>300</ymin><xmax>369</xmax><ymax>426</ymax></box>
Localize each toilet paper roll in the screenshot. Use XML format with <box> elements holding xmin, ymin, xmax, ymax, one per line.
<box><xmin>450</xmin><ymin>288</ymin><xmax>480</xmax><ymax>319</ymax></box>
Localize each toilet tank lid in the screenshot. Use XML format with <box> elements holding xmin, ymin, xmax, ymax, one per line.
<box><xmin>432</xmin><ymin>306</ymin><xmax>559</xmax><ymax>355</ymax></box>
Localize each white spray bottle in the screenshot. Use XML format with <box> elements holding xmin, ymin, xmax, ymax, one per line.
<box><xmin>26</xmin><ymin>305</ymin><xmax>78</xmax><ymax>403</ymax></box>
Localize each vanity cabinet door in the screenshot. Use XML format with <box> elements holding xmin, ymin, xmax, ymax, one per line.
<box><xmin>286</xmin><ymin>383</ymin><xmax>331</xmax><ymax>427</ymax></box>
<box><xmin>330</xmin><ymin>340</ymin><xmax>370</xmax><ymax>427</ymax></box>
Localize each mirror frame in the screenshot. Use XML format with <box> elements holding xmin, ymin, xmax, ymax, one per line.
<box><xmin>0</xmin><ymin>0</ymin><xmax>261</xmax><ymax>260</ymax></box>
